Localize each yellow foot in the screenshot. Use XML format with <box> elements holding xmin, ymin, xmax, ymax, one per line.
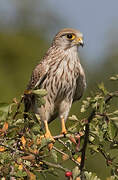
<box><xmin>44</xmin><ymin>130</ymin><xmax>55</xmax><ymax>142</ymax></box>
<box><xmin>44</xmin><ymin>121</ymin><xmax>55</xmax><ymax>142</ymax></box>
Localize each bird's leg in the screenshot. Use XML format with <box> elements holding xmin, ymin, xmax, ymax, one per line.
<box><xmin>61</xmin><ymin>116</ymin><xmax>67</xmax><ymax>135</ymax></box>
<box><xmin>44</xmin><ymin>121</ymin><xmax>55</xmax><ymax>142</ymax></box>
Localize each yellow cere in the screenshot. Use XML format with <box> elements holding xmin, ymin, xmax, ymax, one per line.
<box><xmin>77</xmin><ymin>37</ymin><xmax>83</xmax><ymax>42</ymax></box>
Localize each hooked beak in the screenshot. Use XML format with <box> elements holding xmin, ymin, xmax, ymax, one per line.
<box><xmin>76</xmin><ymin>37</ymin><xmax>84</xmax><ymax>47</ymax></box>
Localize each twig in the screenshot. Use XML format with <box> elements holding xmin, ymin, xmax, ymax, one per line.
<box><xmin>42</xmin><ymin>160</ymin><xmax>69</xmax><ymax>172</ymax></box>
<box><xmin>0</xmin><ymin>142</ymin><xmax>26</xmax><ymax>155</ymax></box>
<box><xmin>53</xmin><ymin>146</ymin><xmax>68</xmax><ymax>156</ymax></box>
<box><xmin>57</xmin><ymin>138</ymin><xmax>74</xmax><ymax>155</ymax></box>
<box><xmin>53</xmin><ymin>134</ymin><xmax>67</xmax><ymax>140</ymax></box>
<box><xmin>57</xmin><ymin>139</ymin><xmax>68</xmax><ymax>149</ymax></box>
<box><xmin>105</xmin><ymin>91</ymin><xmax>118</xmax><ymax>104</ymax></box>
<box><xmin>53</xmin><ymin>146</ymin><xmax>80</xmax><ymax>166</ymax></box>
<box><xmin>97</xmin><ymin>146</ymin><xmax>109</xmax><ymax>161</ymax></box>
<box><xmin>13</xmin><ymin>95</ymin><xmax>24</xmax><ymax>119</ymax></box>
<box><xmin>80</xmin><ymin>109</ymin><xmax>95</xmax><ymax>171</ymax></box>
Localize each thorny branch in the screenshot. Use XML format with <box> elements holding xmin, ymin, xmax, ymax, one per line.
<box><xmin>53</xmin><ymin>134</ymin><xmax>66</xmax><ymax>140</ymax></box>
<box><xmin>3</xmin><ymin>89</ymin><xmax>117</xmax><ymax>179</ymax></box>
<box><xmin>42</xmin><ymin>160</ymin><xmax>69</xmax><ymax>172</ymax></box>
<box><xmin>80</xmin><ymin>109</ymin><xmax>95</xmax><ymax>171</ymax></box>
<box><xmin>80</xmin><ymin>91</ymin><xmax>118</xmax><ymax>172</ymax></box>
<box><xmin>0</xmin><ymin>142</ymin><xmax>70</xmax><ymax>173</ymax></box>
<box><xmin>53</xmin><ymin>146</ymin><xmax>80</xmax><ymax>166</ymax></box>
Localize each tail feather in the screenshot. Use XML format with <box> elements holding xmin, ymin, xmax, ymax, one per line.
<box><xmin>24</xmin><ymin>93</ymin><xmax>35</xmax><ymax>119</ymax></box>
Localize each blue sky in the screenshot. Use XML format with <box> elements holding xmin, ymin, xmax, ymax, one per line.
<box><xmin>49</xmin><ymin>0</ymin><xmax>118</xmax><ymax>61</ymax></box>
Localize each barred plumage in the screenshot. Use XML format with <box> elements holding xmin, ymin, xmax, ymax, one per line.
<box><xmin>24</xmin><ymin>28</ymin><xmax>86</xmax><ymax>141</ymax></box>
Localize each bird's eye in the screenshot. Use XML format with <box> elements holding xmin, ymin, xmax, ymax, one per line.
<box><xmin>66</xmin><ymin>34</ymin><xmax>75</xmax><ymax>40</ymax></box>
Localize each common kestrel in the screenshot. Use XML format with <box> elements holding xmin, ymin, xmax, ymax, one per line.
<box><xmin>24</xmin><ymin>28</ymin><xmax>86</xmax><ymax>141</ymax></box>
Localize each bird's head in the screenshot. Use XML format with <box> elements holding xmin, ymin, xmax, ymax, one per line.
<box><xmin>53</xmin><ymin>28</ymin><xmax>84</xmax><ymax>50</ymax></box>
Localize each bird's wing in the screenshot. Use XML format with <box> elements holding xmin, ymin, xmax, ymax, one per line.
<box><xmin>73</xmin><ymin>77</ymin><xmax>84</xmax><ymax>102</ymax></box>
<box><xmin>73</xmin><ymin>64</ymin><xmax>86</xmax><ymax>102</ymax></box>
<box><xmin>24</xmin><ymin>60</ymin><xmax>49</xmax><ymax>115</ymax></box>
<box><xmin>27</xmin><ymin>60</ymin><xmax>49</xmax><ymax>90</ymax></box>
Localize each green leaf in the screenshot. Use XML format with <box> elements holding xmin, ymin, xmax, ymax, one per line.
<box><xmin>112</xmin><ymin>110</ymin><xmax>118</xmax><ymax>115</ymax></box>
<box><xmin>89</xmin><ymin>136</ymin><xmax>95</xmax><ymax>142</ymax></box>
<box><xmin>24</xmin><ymin>160</ymin><xmax>31</xmax><ymax>167</ymax></box>
<box><xmin>1</xmin><ymin>178</ymin><xmax>6</xmax><ymax>180</ymax></box>
<box><xmin>48</xmin><ymin>168</ymin><xmax>58</xmax><ymax>176</ymax></box>
<box><xmin>39</xmin><ymin>97</ymin><xmax>46</xmax><ymax>105</ymax></box>
<box><xmin>72</xmin><ymin>166</ymin><xmax>80</xmax><ymax>180</ymax></box>
<box><xmin>98</xmin><ymin>82</ymin><xmax>108</xmax><ymax>95</ymax></box>
<box><xmin>14</xmin><ymin>118</ymin><xmax>24</xmax><ymax>125</ymax></box>
<box><xmin>36</xmin><ymin>97</ymin><xmax>46</xmax><ymax>107</ymax></box>
<box><xmin>110</xmin><ymin>75</ymin><xmax>118</xmax><ymax>81</ymax></box>
<box><xmin>68</xmin><ymin>115</ymin><xmax>78</xmax><ymax>121</ymax></box>
<box><xmin>50</xmin><ymin>149</ymin><xmax>57</xmax><ymax>163</ymax></box>
<box><xmin>15</xmin><ymin>170</ymin><xmax>27</xmax><ymax>177</ymax></box>
<box><xmin>84</xmin><ymin>171</ymin><xmax>101</xmax><ymax>180</ymax></box>
<box><xmin>32</xmin><ymin>124</ymin><xmax>41</xmax><ymax>134</ymax></box>
<box><xmin>39</xmin><ymin>137</ymin><xmax>51</xmax><ymax>150</ymax></box>
<box><xmin>111</xmin><ymin>117</ymin><xmax>118</xmax><ymax>121</ymax></box>
<box><xmin>107</xmin><ymin>176</ymin><xmax>116</xmax><ymax>180</ymax></box>
<box><xmin>108</xmin><ymin>121</ymin><xmax>117</xmax><ymax>140</ymax></box>
<box><xmin>0</xmin><ymin>103</ymin><xmax>10</xmax><ymax>120</ymax></box>
<box><xmin>7</xmin><ymin>127</ymin><xmax>18</xmax><ymax>138</ymax></box>
<box><xmin>99</xmin><ymin>99</ymin><xmax>105</xmax><ymax>114</ymax></box>
<box><xmin>65</xmin><ymin>140</ymin><xmax>72</xmax><ymax>149</ymax></box>
<box><xmin>32</xmin><ymin>89</ymin><xmax>47</xmax><ymax>96</ymax></box>
<box><xmin>110</xmin><ymin>142</ymin><xmax>118</xmax><ymax>149</ymax></box>
<box><xmin>80</xmin><ymin>105</ymin><xmax>86</xmax><ymax>113</ymax></box>
<box><xmin>89</xmin><ymin>145</ymin><xmax>99</xmax><ymax>153</ymax></box>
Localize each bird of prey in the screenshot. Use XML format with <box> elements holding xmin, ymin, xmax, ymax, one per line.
<box><xmin>24</xmin><ymin>28</ymin><xmax>86</xmax><ymax>141</ymax></box>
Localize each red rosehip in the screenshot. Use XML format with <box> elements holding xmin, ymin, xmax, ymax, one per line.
<box><xmin>65</xmin><ymin>171</ymin><xmax>72</xmax><ymax>177</ymax></box>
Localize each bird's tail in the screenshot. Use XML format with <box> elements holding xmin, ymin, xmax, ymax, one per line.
<box><xmin>24</xmin><ymin>91</ymin><xmax>35</xmax><ymax>119</ymax></box>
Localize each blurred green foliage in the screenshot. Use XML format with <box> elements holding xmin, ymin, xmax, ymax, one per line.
<box><xmin>0</xmin><ymin>31</ymin><xmax>49</xmax><ymax>102</ymax></box>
